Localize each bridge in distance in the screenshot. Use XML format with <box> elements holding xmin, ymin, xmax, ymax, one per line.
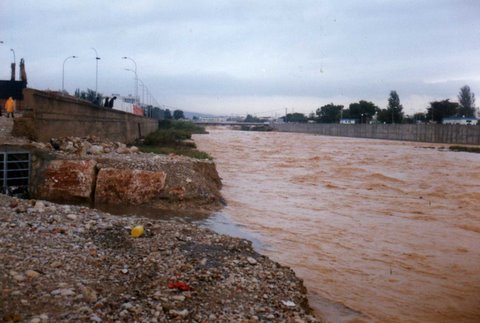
<box><xmin>192</xmin><ymin>121</ymin><xmax>269</xmax><ymax>126</ymax></box>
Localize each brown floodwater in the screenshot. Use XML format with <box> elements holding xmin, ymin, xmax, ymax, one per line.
<box><xmin>194</xmin><ymin>128</ymin><xmax>480</xmax><ymax>323</ymax></box>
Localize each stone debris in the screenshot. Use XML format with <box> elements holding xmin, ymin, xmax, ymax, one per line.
<box><xmin>18</xmin><ymin>135</ymin><xmax>224</xmax><ymax>211</ymax></box>
<box><xmin>282</xmin><ymin>300</ymin><xmax>297</xmax><ymax>307</ymax></box>
<box><xmin>95</xmin><ymin>168</ymin><xmax>166</xmax><ymax>205</ymax></box>
<box><xmin>247</xmin><ymin>256</ymin><xmax>258</xmax><ymax>265</ymax></box>
<box><xmin>34</xmin><ymin>159</ymin><xmax>97</xmax><ymax>203</ymax></box>
<box><xmin>48</xmin><ymin>136</ymin><xmax>141</xmax><ymax>156</ymax></box>
<box><xmin>25</xmin><ymin>270</ymin><xmax>41</xmax><ymax>279</ymax></box>
<box><xmin>0</xmin><ymin>194</ymin><xmax>318</xmax><ymax>322</ymax></box>
<box><xmin>0</xmin><ymin>114</ymin><xmax>27</xmax><ymax>144</ymax></box>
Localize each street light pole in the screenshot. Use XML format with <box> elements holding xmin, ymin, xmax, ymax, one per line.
<box><xmin>91</xmin><ymin>48</ymin><xmax>100</xmax><ymax>94</ymax></box>
<box><xmin>10</xmin><ymin>48</ymin><xmax>15</xmax><ymax>64</ymax></box>
<box><xmin>122</xmin><ymin>56</ymin><xmax>138</xmax><ymax>104</ymax></box>
<box><xmin>138</xmin><ymin>78</ymin><xmax>151</xmax><ymax>117</ymax></box>
<box><xmin>62</xmin><ymin>55</ymin><xmax>77</xmax><ymax>94</ymax></box>
<box><xmin>138</xmin><ymin>78</ymin><xmax>146</xmax><ymax>106</ymax></box>
<box><xmin>124</xmin><ymin>68</ymin><xmax>138</xmax><ymax>104</ymax></box>
<box><xmin>10</xmin><ymin>48</ymin><xmax>16</xmax><ymax>80</ymax></box>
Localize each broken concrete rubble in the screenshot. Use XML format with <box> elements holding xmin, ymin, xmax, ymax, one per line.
<box><xmin>95</xmin><ymin>168</ymin><xmax>166</xmax><ymax>205</ymax></box>
<box><xmin>27</xmin><ymin>136</ymin><xmax>223</xmax><ymax>211</ymax></box>
<box><xmin>34</xmin><ymin>159</ymin><xmax>97</xmax><ymax>203</ymax></box>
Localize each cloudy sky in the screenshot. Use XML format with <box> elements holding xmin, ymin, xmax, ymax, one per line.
<box><xmin>1</xmin><ymin>0</ymin><xmax>479</xmax><ymax>116</ymax></box>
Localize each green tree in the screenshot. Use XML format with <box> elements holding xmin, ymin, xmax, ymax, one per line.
<box><xmin>427</xmin><ymin>99</ymin><xmax>459</xmax><ymax>123</ymax></box>
<box><xmin>347</xmin><ymin>100</ymin><xmax>378</xmax><ymax>123</ymax></box>
<box><xmin>285</xmin><ymin>112</ymin><xmax>308</xmax><ymax>123</ymax></box>
<box><xmin>376</xmin><ymin>108</ymin><xmax>391</xmax><ymax>124</ymax></box>
<box><xmin>316</xmin><ymin>103</ymin><xmax>344</xmax><ymax>123</ymax></box>
<box><xmin>387</xmin><ymin>90</ymin><xmax>404</xmax><ymax>123</ymax></box>
<box><xmin>74</xmin><ymin>88</ymin><xmax>102</xmax><ymax>105</ymax></box>
<box><xmin>164</xmin><ymin>108</ymin><xmax>173</xmax><ymax>120</ymax></box>
<box><xmin>413</xmin><ymin>112</ymin><xmax>427</xmax><ymax>123</ymax></box>
<box><xmin>173</xmin><ymin>109</ymin><xmax>185</xmax><ymax>120</ymax></box>
<box><xmin>377</xmin><ymin>91</ymin><xmax>404</xmax><ymax>124</ymax></box>
<box><xmin>457</xmin><ymin>85</ymin><xmax>476</xmax><ymax>117</ymax></box>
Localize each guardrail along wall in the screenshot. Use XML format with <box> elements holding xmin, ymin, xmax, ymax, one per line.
<box><xmin>15</xmin><ymin>88</ymin><xmax>158</xmax><ymax>143</ymax></box>
<box><xmin>272</xmin><ymin>123</ymin><xmax>480</xmax><ymax>145</ymax></box>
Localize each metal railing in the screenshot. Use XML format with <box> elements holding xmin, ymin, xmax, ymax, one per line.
<box><xmin>1</xmin><ymin>151</ymin><xmax>30</xmax><ymax>196</ymax></box>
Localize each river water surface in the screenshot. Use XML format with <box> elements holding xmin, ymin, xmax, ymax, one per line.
<box><xmin>194</xmin><ymin>128</ymin><xmax>480</xmax><ymax>322</ymax></box>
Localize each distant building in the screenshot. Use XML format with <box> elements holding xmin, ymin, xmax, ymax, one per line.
<box><xmin>442</xmin><ymin>117</ymin><xmax>478</xmax><ymax>125</ymax></box>
<box><xmin>340</xmin><ymin>118</ymin><xmax>356</xmax><ymax>124</ymax></box>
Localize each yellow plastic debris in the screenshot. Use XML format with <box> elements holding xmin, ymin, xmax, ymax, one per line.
<box><xmin>131</xmin><ymin>225</ymin><xmax>144</xmax><ymax>238</ymax></box>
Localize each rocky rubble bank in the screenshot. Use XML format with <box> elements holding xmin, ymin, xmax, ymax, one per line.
<box><xmin>13</xmin><ymin>136</ymin><xmax>223</xmax><ymax>212</ymax></box>
<box><xmin>0</xmin><ymin>194</ymin><xmax>317</xmax><ymax>322</ymax></box>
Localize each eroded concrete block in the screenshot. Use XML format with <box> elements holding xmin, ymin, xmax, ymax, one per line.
<box><xmin>95</xmin><ymin>168</ymin><xmax>166</xmax><ymax>205</ymax></box>
<box><xmin>37</xmin><ymin>159</ymin><xmax>97</xmax><ymax>203</ymax></box>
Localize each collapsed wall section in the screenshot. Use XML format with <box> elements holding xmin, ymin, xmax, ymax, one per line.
<box><xmin>32</xmin><ymin>159</ymin><xmax>97</xmax><ymax>203</ymax></box>
<box><xmin>95</xmin><ymin>168</ymin><xmax>167</xmax><ymax>205</ymax></box>
<box><xmin>29</xmin><ymin>151</ymin><xmax>222</xmax><ymax>211</ymax></box>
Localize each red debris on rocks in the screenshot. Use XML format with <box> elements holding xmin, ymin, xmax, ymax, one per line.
<box><xmin>167</xmin><ymin>281</ymin><xmax>192</xmax><ymax>291</ymax></box>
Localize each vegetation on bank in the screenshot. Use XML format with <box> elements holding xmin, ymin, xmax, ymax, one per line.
<box><xmin>236</xmin><ymin>85</ymin><xmax>477</xmax><ymax>125</ymax></box>
<box><xmin>138</xmin><ymin>120</ymin><xmax>212</xmax><ymax>159</ymax></box>
<box><xmin>449</xmin><ymin>145</ymin><xmax>480</xmax><ymax>153</ymax></box>
<box><xmin>240</xmin><ymin>124</ymin><xmax>273</xmax><ymax>132</ymax></box>
<box><xmin>309</xmin><ymin>86</ymin><xmax>477</xmax><ymax>124</ymax></box>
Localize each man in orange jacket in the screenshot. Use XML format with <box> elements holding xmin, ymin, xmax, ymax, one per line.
<box><xmin>5</xmin><ymin>97</ymin><xmax>15</xmax><ymax>118</ymax></box>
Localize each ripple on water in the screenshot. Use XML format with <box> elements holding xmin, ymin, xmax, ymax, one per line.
<box><xmin>194</xmin><ymin>129</ymin><xmax>480</xmax><ymax>322</ymax></box>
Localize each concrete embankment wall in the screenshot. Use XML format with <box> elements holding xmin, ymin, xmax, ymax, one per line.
<box><xmin>272</xmin><ymin>123</ymin><xmax>480</xmax><ymax>145</ymax></box>
<box><xmin>16</xmin><ymin>88</ymin><xmax>158</xmax><ymax>143</ymax></box>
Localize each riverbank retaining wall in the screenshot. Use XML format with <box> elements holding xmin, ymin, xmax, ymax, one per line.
<box><xmin>272</xmin><ymin>123</ymin><xmax>480</xmax><ymax>145</ymax></box>
<box><xmin>14</xmin><ymin>88</ymin><xmax>158</xmax><ymax>143</ymax></box>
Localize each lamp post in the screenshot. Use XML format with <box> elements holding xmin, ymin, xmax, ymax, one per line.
<box><xmin>62</xmin><ymin>55</ymin><xmax>77</xmax><ymax>94</ymax></box>
<box><xmin>10</xmin><ymin>48</ymin><xmax>16</xmax><ymax>80</ymax></box>
<box><xmin>138</xmin><ymin>78</ymin><xmax>146</xmax><ymax>106</ymax></box>
<box><xmin>124</xmin><ymin>68</ymin><xmax>138</xmax><ymax>104</ymax></box>
<box><xmin>91</xmin><ymin>48</ymin><xmax>100</xmax><ymax>94</ymax></box>
<box><xmin>10</xmin><ymin>48</ymin><xmax>15</xmax><ymax>65</ymax></box>
<box><xmin>122</xmin><ymin>56</ymin><xmax>138</xmax><ymax>104</ymax></box>
<box><xmin>138</xmin><ymin>78</ymin><xmax>152</xmax><ymax>117</ymax></box>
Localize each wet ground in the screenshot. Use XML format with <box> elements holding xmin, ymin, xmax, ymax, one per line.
<box><xmin>94</xmin><ymin>204</ymin><xmax>266</xmax><ymax>252</ymax></box>
<box><xmin>194</xmin><ymin>128</ymin><xmax>480</xmax><ymax>322</ymax></box>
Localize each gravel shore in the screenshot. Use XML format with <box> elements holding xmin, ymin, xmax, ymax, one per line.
<box><xmin>0</xmin><ymin>195</ymin><xmax>317</xmax><ymax>322</ymax></box>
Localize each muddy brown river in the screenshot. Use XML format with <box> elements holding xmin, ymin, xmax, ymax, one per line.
<box><xmin>194</xmin><ymin>128</ymin><xmax>480</xmax><ymax>322</ymax></box>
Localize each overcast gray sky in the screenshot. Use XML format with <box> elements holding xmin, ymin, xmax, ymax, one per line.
<box><xmin>1</xmin><ymin>0</ymin><xmax>479</xmax><ymax>116</ymax></box>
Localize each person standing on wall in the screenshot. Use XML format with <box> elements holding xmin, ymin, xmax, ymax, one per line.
<box><xmin>5</xmin><ymin>97</ymin><xmax>15</xmax><ymax>118</ymax></box>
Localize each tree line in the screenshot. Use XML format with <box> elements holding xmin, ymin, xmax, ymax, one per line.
<box><xmin>281</xmin><ymin>85</ymin><xmax>476</xmax><ymax>124</ymax></box>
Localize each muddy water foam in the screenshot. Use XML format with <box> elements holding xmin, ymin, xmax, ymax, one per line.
<box><xmin>194</xmin><ymin>128</ymin><xmax>480</xmax><ymax>322</ymax></box>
